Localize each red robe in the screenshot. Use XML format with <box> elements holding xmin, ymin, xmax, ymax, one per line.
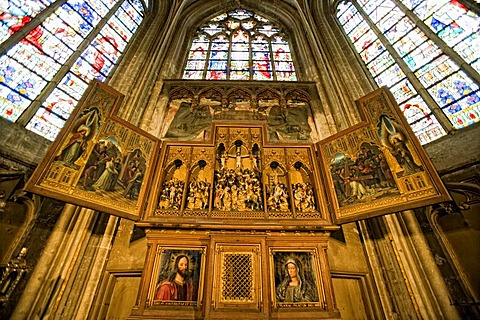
<box><xmin>155</xmin><ymin>280</ymin><xmax>194</xmax><ymax>301</ymax></box>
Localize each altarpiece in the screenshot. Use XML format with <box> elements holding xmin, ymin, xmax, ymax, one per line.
<box><xmin>25</xmin><ymin>80</ymin><xmax>450</xmax><ymax>319</ymax></box>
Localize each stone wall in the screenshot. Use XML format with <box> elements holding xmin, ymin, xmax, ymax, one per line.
<box><xmin>0</xmin><ymin>119</ymin><xmax>50</xmax><ymax>174</ymax></box>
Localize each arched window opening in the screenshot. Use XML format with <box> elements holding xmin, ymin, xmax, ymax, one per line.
<box><xmin>1</xmin><ymin>0</ymin><xmax>146</xmax><ymax>141</ymax></box>
<box><xmin>183</xmin><ymin>9</ymin><xmax>297</xmax><ymax>81</ymax></box>
<box><xmin>337</xmin><ymin>0</ymin><xmax>480</xmax><ymax>145</ymax></box>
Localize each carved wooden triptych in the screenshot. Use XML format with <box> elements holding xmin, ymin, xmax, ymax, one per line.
<box><xmin>26</xmin><ymin>81</ymin><xmax>449</xmax><ymax>225</ymax></box>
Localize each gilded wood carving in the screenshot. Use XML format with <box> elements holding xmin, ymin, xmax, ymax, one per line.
<box><xmin>145</xmin><ymin>124</ymin><xmax>331</xmax><ymax>227</ymax></box>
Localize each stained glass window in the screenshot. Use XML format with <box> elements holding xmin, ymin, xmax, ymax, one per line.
<box><xmin>1</xmin><ymin>0</ymin><xmax>56</xmax><ymax>44</ymax></box>
<box><xmin>183</xmin><ymin>9</ymin><xmax>297</xmax><ymax>81</ymax></box>
<box><xmin>337</xmin><ymin>0</ymin><xmax>480</xmax><ymax>144</ymax></box>
<box><xmin>1</xmin><ymin>0</ymin><xmax>145</xmax><ymax>140</ymax></box>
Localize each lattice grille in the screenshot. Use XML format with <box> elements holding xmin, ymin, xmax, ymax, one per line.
<box><xmin>221</xmin><ymin>253</ymin><xmax>254</xmax><ymax>302</ymax></box>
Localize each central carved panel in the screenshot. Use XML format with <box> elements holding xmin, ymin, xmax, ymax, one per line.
<box><xmin>144</xmin><ymin>124</ymin><xmax>331</xmax><ymax>228</ymax></box>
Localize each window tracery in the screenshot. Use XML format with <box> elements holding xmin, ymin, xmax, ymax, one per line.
<box><xmin>1</xmin><ymin>0</ymin><xmax>146</xmax><ymax>140</ymax></box>
<box><xmin>337</xmin><ymin>0</ymin><xmax>480</xmax><ymax>144</ymax></box>
<box><xmin>183</xmin><ymin>9</ymin><xmax>297</xmax><ymax>81</ymax></box>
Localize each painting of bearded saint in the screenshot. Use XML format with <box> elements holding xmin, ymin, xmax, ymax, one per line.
<box><xmin>154</xmin><ymin>254</ymin><xmax>197</xmax><ymax>301</ymax></box>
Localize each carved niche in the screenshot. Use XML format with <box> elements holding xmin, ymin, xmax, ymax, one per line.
<box><xmin>142</xmin><ymin>124</ymin><xmax>331</xmax><ymax>228</ymax></box>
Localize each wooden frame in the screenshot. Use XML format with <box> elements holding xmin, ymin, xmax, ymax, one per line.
<box><xmin>147</xmin><ymin>246</ymin><xmax>207</xmax><ymax>307</ymax></box>
<box><xmin>317</xmin><ymin>87</ymin><xmax>451</xmax><ymax>224</ymax></box>
<box><xmin>211</xmin><ymin>243</ymin><xmax>263</xmax><ymax>311</ymax></box>
<box><xmin>269</xmin><ymin>248</ymin><xmax>324</xmax><ymax>309</ymax></box>
<box><xmin>25</xmin><ymin>80</ymin><xmax>160</xmax><ymax>220</ymax></box>
<box><xmin>130</xmin><ymin>230</ymin><xmax>337</xmax><ymax>319</ymax></box>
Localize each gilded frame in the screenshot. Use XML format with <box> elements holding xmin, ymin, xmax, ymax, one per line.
<box><xmin>211</xmin><ymin>243</ymin><xmax>263</xmax><ymax>311</ymax></box>
<box><xmin>269</xmin><ymin>248</ymin><xmax>324</xmax><ymax>309</ymax></box>
<box><xmin>317</xmin><ymin>87</ymin><xmax>451</xmax><ymax>223</ymax></box>
<box><xmin>147</xmin><ymin>246</ymin><xmax>207</xmax><ymax>307</ymax></box>
<box><xmin>25</xmin><ymin>80</ymin><xmax>160</xmax><ymax>220</ymax></box>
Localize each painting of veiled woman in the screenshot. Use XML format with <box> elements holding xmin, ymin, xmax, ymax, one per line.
<box><xmin>92</xmin><ymin>157</ymin><xmax>120</xmax><ymax>191</ymax></box>
<box><xmin>273</xmin><ymin>251</ymin><xmax>320</xmax><ymax>305</ymax></box>
<box><xmin>57</xmin><ymin>125</ymin><xmax>89</xmax><ymax>167</ymax></box>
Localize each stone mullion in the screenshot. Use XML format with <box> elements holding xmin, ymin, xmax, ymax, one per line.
<box><xmin>352</xmin><ymin>0</ymin><xmax>455</xmax><ymax>134</ymax></box>
<box><xmin>269</xmin><ymin>37</ymin><xmax>277</xmax><ymax>81</ymax></box>
<box><xmin>0</xmin><ymin>0</ymin><xmax>67</xmax><ymax>56</ymax></box>
<box><xmin>107</xmin><ymin>9</ymin><xmax>153</xmax><ymax>100</ymax></box>
<box><xmin>324</xmin><ymin>2</ymin><xmax>377</xmax><ymax>95</ymax></box>
<box><xmin>204</xmin><ymin>36</ymin><xmax>213</xmax><ymax>79</ymax></box>
<box><xmin>248</xmin><ymin>33</ymin><xmax>253</xmax><ymax>80</ymax></box>
<box><xmin>456</xmin><ymin>0</ymin><xmax>480</xmax><ymax>18</ymax></box>
<box><xmin>16</xmin><ymin>0</ymin><xmax>125</xmax><ymax>127</ymax></box>
<box><xmin>392</xmin><ymin>0</ymin><xmax>480</xmax><ymax>85</ymax></box>
<box><xmin>227</xmin><ymin>32</ymin><xmax>233</xmax><ymax>80</ymax></box>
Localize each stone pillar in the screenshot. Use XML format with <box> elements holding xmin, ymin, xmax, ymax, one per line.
<box><xmin>359</xmin><ymin>213</ymin><xmax>462</xmax><ymax>320</ymax></box>
<box><xmin>12</xmin><ymin>206</ymin><xmax>117</xmax><ymax>319</ymax></box>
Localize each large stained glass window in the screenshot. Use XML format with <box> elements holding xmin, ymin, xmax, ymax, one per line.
<box><xmin>1</xmin><ymin>0</ymin><xmax>56</xmax><ymax>44</ymax></box>
<box><xmin>1</xmin><ymin>0</ymin><xmax>146</xmax><ymax>141</ymax></box>
<box><xmin>183</xmin><ymin>9</ymin><xmax>297</xmax><ymax>81</ymax></box>
<box><xmin>337</xmin><ymin>0</ymin><xmax>480</xmax><ymax>144</ymax></box>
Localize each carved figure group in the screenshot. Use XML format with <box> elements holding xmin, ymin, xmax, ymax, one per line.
<box><xmin>159</xmin><ymin>178</ymin><xmax>185</xmax><ymax>210</ymax></box>
<box><xmin>186</xmin><ymin>180</ymin><xmax>210</xmax><ymax>210</ymax></box>
<box><xmin>214</xmin><ymin>168</ymin><xmax>263</xmax><ymax>211</ymax></box>
<box><xmin>292</xmin><ymin>182</ymin><xmax>316</xmax><ymax>212</ymax></box>
<box><xmin>267</xmin><ymin>182</ymin><xmax>289</xmax><ymax>211</ymax></box>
